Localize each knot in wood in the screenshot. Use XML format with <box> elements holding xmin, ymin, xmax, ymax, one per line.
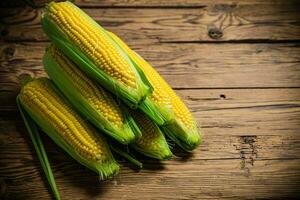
<box><xmin>208</xmin><ymin>28</ymin><xmax>223</xmax><ymax>39</ymax></box>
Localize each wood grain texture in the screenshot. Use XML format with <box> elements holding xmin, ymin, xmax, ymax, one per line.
<box><xmin>1</xmin><ymin>91</ymin><xmax>300</xmax><ymax>199</ymax></box>
<box><xmin>1</xmin><ymin>2</ymin><xmax>300</xmax><ymax>42</ymax></box>
<box><xmin>1</xmin><ymin>0</ymin><xmax>300</xmax><ymax>8</ymax></box>
<box><xmin>0</xmin><ymin>0</ymin><xmax>300</xmax><ymax>199</ymax></box>
<box><xmin>0</xmin><ymin>42</ymin><xmax>300</xmax><ymax>107</ymax></box>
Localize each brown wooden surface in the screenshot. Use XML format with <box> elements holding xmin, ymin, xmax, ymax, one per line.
<box><xmin>1</xmin><ymin>3</ymin><xmax>300</xmax><ymax>42</ymax></box>
<box><xmin>0</xmin><ymin>0</ymin><xmax>300</xmax><ymax>199</ymax></box>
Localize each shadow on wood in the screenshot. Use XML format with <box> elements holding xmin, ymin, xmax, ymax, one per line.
<box><xmin>171</xmin><ymin>144</ymin><xmax>195</xmax><ymax>162</ymax></box>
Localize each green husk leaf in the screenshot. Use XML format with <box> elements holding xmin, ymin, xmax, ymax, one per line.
<box><xmin>161</xmin><ymin>120</ymin><xmax>201</xmax><ymax>152</ymax></box>
<box><xmin>19</xmin><ymin>78</ymin><xmax>119</xmax><ymax>180</ymax></box>
<box><xmin>17</xmin><ymin>96</ymin><xmax>61</xmax><ymax>200</ymax></box>
<box><xmin>43</xmin><ymin>48</ymin><xmax>141</xmax><ymax>144</ymax></box>
<box><xmin>120</xmin><ymin>104</ymin><xmax>142</xmax><ymax>140</ymax></box>
<box><xmin>110</xmin><ymin>145</ymin><xmax>143</xmax><ymax>169</ymax></box>
<box><xmin>41</xmin><ymin>2</ymin><xmax>151</xmax><ymax>108</ymax></box>
<box><xmin>138</xmin><ymin>97</ymin><xmax>173</xmax><ymax>126</ymax></box>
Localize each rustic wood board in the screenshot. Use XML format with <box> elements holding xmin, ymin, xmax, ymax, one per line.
<box><xmin>1</xmin><ymin>2</ymin><xmax>300</xmax><ymax>42</ymax></box>
<box><xmin>0</xmin><ymin>0</ymin><xmax>300</xmax><ymax>199</ymax></box>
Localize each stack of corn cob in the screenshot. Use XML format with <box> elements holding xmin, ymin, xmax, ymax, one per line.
<box><xmin>17</xmin><ymin>1</ymin><xmax>201</xmax><ymax>199</ymax></box>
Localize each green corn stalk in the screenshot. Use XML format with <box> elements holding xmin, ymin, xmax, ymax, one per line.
<box><xmin>17</xmin><ymin>95</ymin><xmax>61</xmax><ymax>200</ymax></box>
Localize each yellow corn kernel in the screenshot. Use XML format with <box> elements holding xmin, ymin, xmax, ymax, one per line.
<box><xmin>167</xmin><ymin>87</ymin><xmax>196</xmax><ymax>129</ymax></box>
<box><xmin>130</xmin><ymin>110</ymin><xmax>172</xmax><ymax>160</ymax></box>
<box><xmin>19</xmin><ymin>78</ymin><xmax>108</xmax><ymax>161</ymax></box>
<box><xmin>46</xmin><ymin>2</ymin><xmax>136</xmax><ymax>88</ymax></box>
<box><xmin>49</xmin><ymin>46</ymin><xmax>124</xmax><ymax>128</ymax></box>
<box><xmin>134</xmin><ymin>111</ymin><xmax>162</xmax><ymax>149</ymax></box>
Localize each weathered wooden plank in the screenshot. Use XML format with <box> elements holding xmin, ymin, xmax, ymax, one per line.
<box><xmin>1</xmin><ymin>107</ymin><xmax>299</xmax><ymax>160</ymax></box>
<box><xmin>1</xmin><ymin>110</ymin><xmax>300</xmax><ymax>199</ymax></box>
<box><xmin>2</xmin><ymin>159</ymin><xmax>299</xmax><ymax>199</ymax></box>
<box><xmin>1</xmin><ymin>42</ymin><xmax>300</xmax><ymax>100</ymax></box>
<box><xmin>1</xmin><ymin>2</ymin><xmax>299</xmax><ymax>42</ymax></box>
<box><xmin>74</xmin><ymin>0</ymin><xmax>300</xmax><ymax>7</ymax></box>
<box><xmin>1</xmin><ymin>157</ymin><xmax>300</xmax><ymax>200</ymax></box>
<box><xmin>1</xmin><ymin>0</ymin><xmax>299</xmax><ymax>8</ymax></box>
<box><xmin>1</xmin><ymin>122</ymin><xmax>299</xmax><ymax>200</ymax></box>
<box><xmin>180</xmin><ymin>88</ymin><xmax>300</xmax><ymax>137</ymax></box>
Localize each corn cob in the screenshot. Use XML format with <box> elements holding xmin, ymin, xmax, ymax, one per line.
<box><xmin>108</xmin><ymin>31</ymin><xmax>174</xmax><ymax>125</ymax></box>
<box><xmin>17</xmin><ymin>77</ymin><xmax>119</xmax><ymax>179</ymax></box>
<box><xmin>43</xmin><ymin>45</ymin><xmax>141</xmax><ymax>144</ymax></box>
<box><xmin>41</xmin><ymin>1</ymin><xmax>151</xmax><ymax>108</ymax></box>
<box><xmin>107</xmin><ymin>32</ymin><xmax>201</xmax><ymax>151</ymax></box>
<box><xmin>130</xmin><ymin>110</ymin><xmax>172</xmax><ymax>160</ymax></box>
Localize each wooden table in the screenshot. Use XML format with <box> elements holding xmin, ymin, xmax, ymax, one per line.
<box><xmin>1</xmin><ymin>0</ymin><xmax>300</xmax><ymax>199</ymax></box>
